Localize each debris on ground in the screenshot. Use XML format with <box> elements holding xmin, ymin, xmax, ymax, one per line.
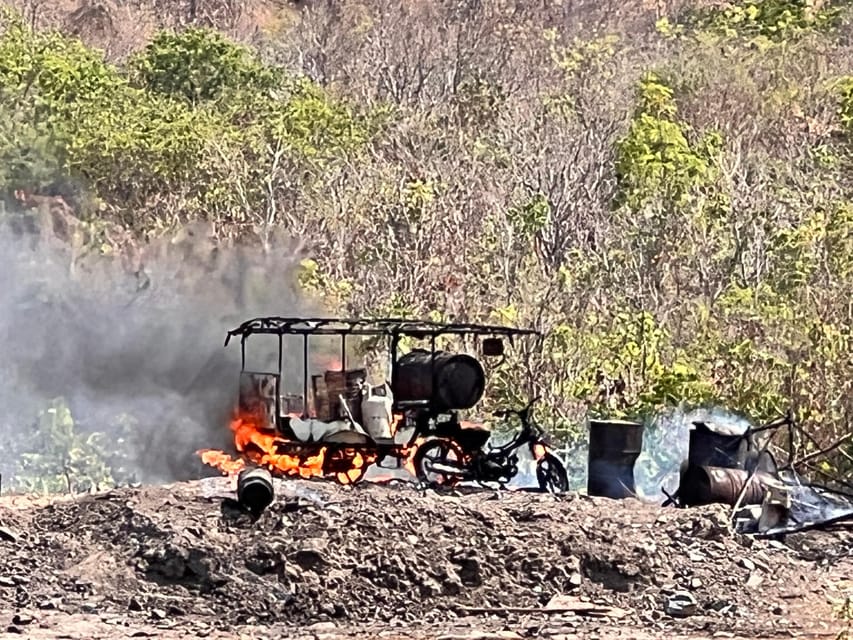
<box><xmin>0</xmin><ymin>479</ymin><xmax>850</xmax><ymax>639</ymax></box>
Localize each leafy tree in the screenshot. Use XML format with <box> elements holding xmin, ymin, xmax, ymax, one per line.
<box><xmin>13</xmin><ymin>399</ymin><xmax>116</xmax><ymax>495</ymax></box>
<box><xmin>130</xmin><ymin>27</ymin><xmax>283</xmax><ymax>103</ymax></box>
<box><xmin>614</xmin><ymin>72</ymin><xmax>722</xmax><ymax>210</ymax></box>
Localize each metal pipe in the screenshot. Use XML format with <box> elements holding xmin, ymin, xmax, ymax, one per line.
<box><xmin>302</xmin><ymin>334</ymin><xmax>309</xmax><ymax>419</ymax></box>
<box><xmin>341</xmin><ymin>334</ymin><xmax>347</xmax><ymax>371</ymax></box>
<box><xmin>430</xmin><ymin>334</ymin><xmax>436</xmax><ymax>410</ymax></box>
<box><xmin>390</xmin><ymin>333</ymin><xmax>399</xmax><ymax>410</ymax></box>
<box><xmin>276</xmin><ymin>335</ymin><xmax>282</xmax><ymax>423</ymax></box>
<box><xmin>237</xmin><ymin>467</ymin><xmax>275</xmax><ymax>516</ymax></box>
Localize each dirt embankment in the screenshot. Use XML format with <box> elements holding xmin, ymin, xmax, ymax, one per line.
<box><xmin>0</xmin><ymin>478</ymin><xmax>850</xmax><ymax>640</ymax></box>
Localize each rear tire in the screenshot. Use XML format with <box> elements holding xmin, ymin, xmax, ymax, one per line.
<box><xmin>412</xmin><ymin>438</ymin><xmax>465</xmax><ymax>487</ymax></box>
<box><xmin>324</xmin><ymin>446</ymin><xmax>375</xmax><ymax>485</ymax></box>
<box><xmin>536</xmin><ymin>452</ymin><xmax>569</xmax><ymax>493</ymax></box>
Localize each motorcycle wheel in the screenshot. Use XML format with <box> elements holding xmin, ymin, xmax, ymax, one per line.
<box><xmin>536</xmin><ymin>452</ymin><xmax>569</xmax><ymax>494</ymax></box>
<box><xmin>412</xmin><ymin>438</ymin><xmax>465</xmax><ymax>487</ymax></box>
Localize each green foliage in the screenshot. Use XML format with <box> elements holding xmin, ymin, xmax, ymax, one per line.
<box><xmin>131</xmin><ymin>27</ymin><xmax>282</xmax><ymax>103</ymax></box>
<box><xmin>0</xmin><ymin>10</ymin><xmax>371</xmax><ymax>224</ymax></box>
<box><xmin>547</xmin><ymin>31</ymin><xmax>620</xmax><ymax>78</ymax></box>
<box><xmin>766</xmin><ymin>205</ymin><xmax>853</xmax><ymax>292</ymax></box>
<box><xmin>0</xmin><ymin>10</ymin><xmax>124</xmax><ymax>192</ymax></box>
<box><xmin>0</xmin><ymin>96</ymin><xmax>64</xmax><ymax>192</ymax></box>
<box><xmin>550</xmin><ymin>311</ymin><xmax>716</xmax><ymax>419</ymax></box>
<box><xmin>615</xmin><ymin>73</ymin><xmax>722</xmax><ymax>209</ymax></box>
<box><xmin>508</xmin><ymin>193</ymin><xmax>550</xmax><ymax>237</ymax></box>
<box><xmin>0</xmin><ymin>13</ymin><xmax>218</xmax><ymax>209</ymax></box>
<box><xmin>684</xmin><ymin>0</ymin><xmax>844</xmax><ymax>43</ymax></box>
<box><xmin>69</xmin><ymin>90</ymin><xmax>221</xmax><ymax>206</ymax></box>
<box><xmin>839</xmin><ymin>76</ymin><xmax>853</xmax><ymax>133</ymax></box>
<box><xmin>13</xmin><ymin>399</ymin><xmax>115</xmax><ymax>494</ymax></box>
<box><xmin>297</xmin><ymin>257</ymin><xmax>354</xmax><ymax>309</ymax></box>
<box><xmin>0</xmin><ymin>11</ymin><xmax>125</xmax><ymax>117</ymax></box>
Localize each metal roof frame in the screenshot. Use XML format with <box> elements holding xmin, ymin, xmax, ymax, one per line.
<box><xmin>224</xmin><ymin>316</ymin><xmax>541</xmax><ymax>346</ymax></box>
<box><xmin>225</xmin><ymin>316</ymin><xmax>540</xmax><ymax>420</ymax></box>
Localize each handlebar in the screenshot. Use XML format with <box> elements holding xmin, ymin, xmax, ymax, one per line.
<box><xmin>493</xmin><ymin>395</ymin><xmax>541</xmax><ymax>421</ymax></box>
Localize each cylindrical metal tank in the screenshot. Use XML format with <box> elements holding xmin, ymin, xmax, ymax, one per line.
<box><xmin>688</xmin><ymin>421</ymin><xmax>748</xmax><ymax>469</ymax></box>
<box><xmin>237</xmin><ymin>467</ymin><xmax>275</xmax><ymax>515</ymax></box>
<box><xmin>392</xmin><ymin>349</ymin><xmax>486</xmax><ymax>411</ymax></box>
<box><xmin>586</xmin><ymin>419</ymin><xmax>644</xmax><ymax>499</ymax></box>
<box><xmin>679</xmin><ymin>465</ymin><xmax>770</xmax><ymax>507</ymax></box>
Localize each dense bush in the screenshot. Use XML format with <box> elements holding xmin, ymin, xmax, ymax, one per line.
<box><xmin>130</xmin><ymin>27</ymin><xmax>283</xmax><ymax>103</ymax></box>
<box><xmin>681</xmin><ymin>0</ymin><xmax>844</xmax><ymax>43</ymax></box>
<box><xmin>0</xmin><ymin>11</ymin><xmax>371</xmax><ymax>230</ymax></box>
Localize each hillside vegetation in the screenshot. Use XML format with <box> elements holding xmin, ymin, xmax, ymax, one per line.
<box><xmin>0</xmin><ymin>0</ymin><xmax>851</xmax><ymax>490</ymax></box>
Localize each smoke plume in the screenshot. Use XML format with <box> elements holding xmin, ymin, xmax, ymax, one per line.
<box><xmin>0</xmin><ymin>199</ymin><xmax>317</xmax><ymax>487</ymax></box>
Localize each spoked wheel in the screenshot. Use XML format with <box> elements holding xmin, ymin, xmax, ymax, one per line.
<box><xmin>536</xmin><ymin>452</ymin><xmax>569</xmax><ymax>494</ymax></box>
<box><xmin>325</xmin><ymin>447</ymin><xmax>376</xmax><ymax>485</ymax></box>
<box><xmin>412</xmin><ymin>438</ymin><xmax>466</xmax><ymax>487</ymax></box>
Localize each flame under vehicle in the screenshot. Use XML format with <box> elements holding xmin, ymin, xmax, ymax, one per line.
<box><xmin>222</xmin><ymin>316</ymin><xmax>569</xmax><ymax>491</ymax></box>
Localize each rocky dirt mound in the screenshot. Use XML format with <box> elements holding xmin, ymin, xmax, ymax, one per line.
<box><xmin>0</xmin><ymin>478</ymin><xmax>850</xmax><ymax>639</ymax></box>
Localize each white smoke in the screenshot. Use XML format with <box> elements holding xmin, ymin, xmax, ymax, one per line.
<box><xmin>535</xmin><ymin>405</ymin><xmax>757</xmax><ymax>501</ymax></box>
<box><xmin>633</xmin><ymin>405</ymin><xmax>754</xmax><ymax>500</ymax></box>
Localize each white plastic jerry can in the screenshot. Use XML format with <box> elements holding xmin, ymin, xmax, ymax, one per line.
<box><xmin>361</xmin><ymin>386</ymin><xmax>393</xmax><ymax>440</ymax></box>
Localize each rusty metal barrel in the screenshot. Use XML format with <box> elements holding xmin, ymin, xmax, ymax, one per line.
<box><xmin>392</xmin><ymin>349</ymin><xmax>486</xmax><ymax>411</ymax></box>
<box><xmin>586</xmin><ymin>419</ymin><xmax>644</xmax><ymax>499</ymax></box>
<box><xmin>679</xmin><ymin>465</ymin><xmax>771</xmax><ymax>507</ymax></box>
<box><xmin>237</xmin><ymin>467</ymin><xmax>275</xmax><ymax>515</ymax></box>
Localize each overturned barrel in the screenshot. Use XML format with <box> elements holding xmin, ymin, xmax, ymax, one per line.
<box><xmin>237</xmin><ymin>467</ymin><xmax>275</xmax><ymax>516</ymax></box>
<box><xmin>392</xmin><ymin>349</ymin><xmax>486</xmax><ymax>411</ymax></box>
<box><xmin>688</xmin><ymin>421</ymin><xmax>748</xmax><ymax>469</ymax></box>
<box><xmin>679</xmin><ymin>465</ymin><xmax>774</xmax><ymax>507</ymax></box>
<box><xmin>586</xmin><ymin>419</ymin><xmax>644</xmax><ymax>499</ymax></box>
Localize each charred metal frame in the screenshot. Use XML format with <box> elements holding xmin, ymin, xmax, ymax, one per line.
<box><xmin>225</xmin><ymin>316</ymin><xmax>539</xmax><ymax>419</ymax></box>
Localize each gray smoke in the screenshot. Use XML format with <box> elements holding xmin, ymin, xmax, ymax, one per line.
<box><xmin>0</xmin><ymin>201</ymin><xmax>317</xmax><ymax>487</ymax></box>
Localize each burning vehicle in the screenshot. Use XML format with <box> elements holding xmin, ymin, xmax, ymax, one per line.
<box><xmin>199</xmin><ymin>317</ymin><xmax>569</xmax><ymax>492</ymax></box>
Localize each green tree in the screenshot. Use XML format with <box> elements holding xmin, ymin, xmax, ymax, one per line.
<box><xmin>130</xmin><ymin>27</ymin><xmax>283</xmax><ymax>103</ymax></box>
<box><xmin>14</xmin><ymin>399</ymin><xmax>116</xmax><ymax>495</ymax></box>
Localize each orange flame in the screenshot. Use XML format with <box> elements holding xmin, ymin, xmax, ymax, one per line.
<box><xmin>198</xmin><ymin>406</ymin><xmax>487</xmax><ymax>486</ymax></box>
<box><xmin>199</xmin><ymin>409</ymin><xmax>382</xmax><ymax>485</ymax></box>
<box><xmin>198</xmin><ymin>449</ymin><xmax>246</xmax><ymax>475</ymax></box>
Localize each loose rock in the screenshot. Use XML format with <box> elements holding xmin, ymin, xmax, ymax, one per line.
<box><xmin>664</xmin><ymin>592</ymin><xmax>698</xmax><ymax>618</ymax></box>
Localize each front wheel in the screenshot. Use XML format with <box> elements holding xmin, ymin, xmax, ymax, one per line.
<box><xmin>536</xmin><ymin>452</ymin><xmax>569</xmax><ymax>494</ymax></box>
